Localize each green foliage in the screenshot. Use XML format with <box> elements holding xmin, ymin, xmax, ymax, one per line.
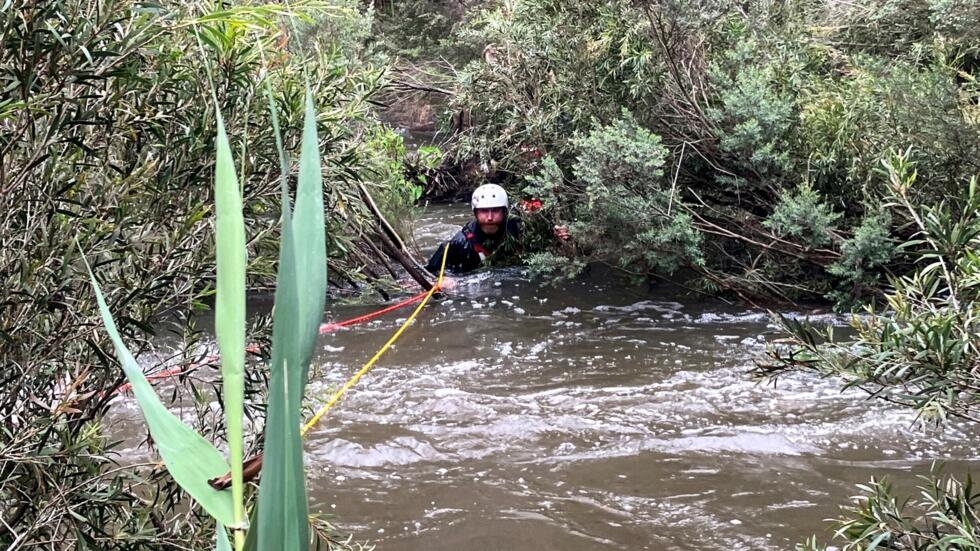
<box><xmin>441</xmin><ymin>0</ymin><xmax>980</xmax><ymax>300</ymax></box>
<box><xmin>416</xmin><ymin>144</ymin><xmax>446</xmax><ymax>172</ymax></box>
<box><xmin>764</xmin><ymin>183</ymin><xmax>842</xmax><ymax>248</ymax></box>
<box><xmin>371</xmin><ymin>0</ymin><xmax>474</xmax><ymax>63</ymax></box>
<box><xmin>86</xmin><ymin>87</ymin><xmax>330</xmax><ymax>551</ymax></box>
<box><xmin>450</xmin><ymin>0</ymin><xmax>661</xmax><ymax>176</ymax></box>
<box><xmin>762</xmin><ymin>150</ymin><xmax>980</xmax><ymax>423</ymax></box>
<box><xmin>214</xmin><ymin>102</ymin><xmax>249</xmax><ymax>540</ymax></box>
<box><xmin>524</xmin><ymin>251</ymin><xmax>586</xmax><ymax>282</ymax></box>
<box><xmin>86</xmin><ymin>255</ymin><xmax>237</xmax><ymax>526</ymax></box>
<box><xmin>798</xmin><ymin>55</ymin><xmax>980</xmax><ymax>206</ymax></box>
<box><xmin>0</xmin><ymin>0</ymin><xmax>398</xmax><ymax>548</ymax></box>
<box><xmin>797</xmin><ymin>468</ymin><xmax>980</xmax><ymax>551</ymax></box>
<box><xmin>573</xmin><ymin>111</ymin><xmax>668</xmax><ymax>191</ymax></box>
<box><xmin>706</xmin><ymin>33</ymin><xmax>802</xmax><ymax>183</ymax></box>
<box><xmin>254</xmin><ymin>89</ymin><xmax>327</xmax><ymax>551</ymax></box>
<box><xmin>826</xmin><ymin>210</ymin><xmax>896</xmax><ymax>306</ymax></box>
<box><xmin>822</xmin><ymin>0</ymin><xmax>980</xmax><ymax>63</ymax></box>
<box><xmin>523</xmin><ymin>112</ymin><xmax>703</xmax><ymax>279</ymax></box>
<box><xmin>761</xmin><ymin>151</ymin><xmax>980</xmax><ymax>550</ymax></box>
<box><xmin>364</xmin><ymin>128</ymin><xmax>424</xmax><ymax>241</ymax></box>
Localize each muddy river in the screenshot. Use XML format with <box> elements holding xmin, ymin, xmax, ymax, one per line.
<box><xmin>297</xmin><ymin>206</ymin><xmax>980</xmax><ymax>550</ymax></box>
<box><xmin>116</xmin><ymin>205</ymin><xmax>980</xmax><ymax>550</ymax></box>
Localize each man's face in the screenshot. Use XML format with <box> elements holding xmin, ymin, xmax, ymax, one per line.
<box><xmin>474</xmin><ymin>207</ymin><xmax>507</xmax><ymax>235</ymax></box>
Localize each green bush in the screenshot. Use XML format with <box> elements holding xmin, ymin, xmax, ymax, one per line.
<box><xmin>761</xmin><ymin>151</ymin><xmax>980</xmax><ymax>549</ymax></box>
<box><xmin>449</xmin><ymin>0</ymin><xmax>663</xmax><ymax>178</ymax></box>
<box><xmin>371</xmin><ymin>0</ymin><xmax>471</xmax><ymax>62</ymax></box>
<box><xmin>797</xmin><ymin>468</ymin><xmax>980</xmax><ymax>551</ymax></box>
<box><xmin>705</xmin><ymin>31</ymin><xmax>803</xmax><ymax>185</ymax></box>
<box><xmin>523</xmin><ymin>111</ymin><xmax>703</xmax><ymax>279</ymax></box>
<box><xmin>439</xmin><ymin>0</ymin><xmax>980</xmax><ymax>302</ymax></box>
<box><xmin>0</xmin><ymin>1</ymin><xmax>398</xmax><ymax>548</ymax></box>
<box><xmin>764</xmin><ymin>183</ymin><xmax>842</xmax><ymax>248</ymax></box>
<box><xmin>763</xmin><ymin>150</ymin><xmax>980</xmax><ymax>422</ymax></box>
<box><xmin>826</xmin><ymin>210</ymin><xmax>896</xmax><ymax>306</ymax></box>
<box><xmin>798</xmin><ymin>55</ymin><xmax>980</xmax><ymax>208</ymax></box>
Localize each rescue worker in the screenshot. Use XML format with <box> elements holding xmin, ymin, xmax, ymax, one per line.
<box><xmin>425</xmin><ymin>183</ymin><xmax>522</xmax><ymax>275</ymax></box>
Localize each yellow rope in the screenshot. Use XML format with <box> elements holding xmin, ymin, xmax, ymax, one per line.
<box><xmin>301</xmin><ymin>244</ymin><xmax>449</xmax><ymax>437</ymax></box>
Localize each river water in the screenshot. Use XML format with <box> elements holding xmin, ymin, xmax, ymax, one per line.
<box><xmin>299</xmin><ymin>205</ymin><xmax>979</xmax><ymax>550</ymax></box>
<box><xmin>114</xmin><ymin>205</ymin><xmax>980</xmax><ymax>550</ymax></box>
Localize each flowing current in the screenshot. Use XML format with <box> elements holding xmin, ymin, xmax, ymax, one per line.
<box><xmin>300</xmin><ymin>206</ymin><xmax>979</xmax><ymax>550</ymax></box>
<box><xmin>118</xmin><ymin>205</ymin><xmax>980</xmax><ymax>550</ymax></box>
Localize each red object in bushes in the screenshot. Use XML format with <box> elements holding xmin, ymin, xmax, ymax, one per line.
<box><xmin>520</xmin><ymin>198</ymin><xmax>544</xmax><ymax>213</ymax></box>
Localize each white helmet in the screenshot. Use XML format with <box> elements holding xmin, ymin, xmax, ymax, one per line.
<box><xmin>471</xmin><ymin>183</ymin><xmax>509</xmax><ymax>210</ymax></box>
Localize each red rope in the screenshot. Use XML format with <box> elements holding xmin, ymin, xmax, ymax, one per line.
<box><xmin>317</xmin><ymin>290</ymin><xmax>429</xmax><ymax>333</ymax></box>
<box><xmin>113</xmin><ymin>290</ymin><xmax>432</xmax><ymax>395</ymax></box>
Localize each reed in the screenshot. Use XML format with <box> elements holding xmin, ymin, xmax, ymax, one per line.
<box><xmin>84</xmin><ymin>85</ymin><xmax>326</xmax><ymax>550</ymax></box>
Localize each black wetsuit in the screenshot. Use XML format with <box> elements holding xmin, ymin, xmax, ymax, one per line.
<box><xmin>425</xmin><ymin>218</ymin><xmax>522</xmax><ymax>275</ymax></box>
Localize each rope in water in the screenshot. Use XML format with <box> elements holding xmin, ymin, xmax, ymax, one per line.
<box><xmin>300</xmin><ymin>242</ymin><xmax>449</xmax><ymax>436</ymax></box>
<box><xmin>207</xmin><ymin>246</ymin><xmax>449</xmax><ymax>491</ymax></box>
<box><xmin>114</xmin><ymin>284</ymin><xmax>435</xmax><ymax>395</ymax></box>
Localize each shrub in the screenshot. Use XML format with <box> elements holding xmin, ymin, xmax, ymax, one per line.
<box><xmin>763</xmin><ymin>183</ymin><xmax>842</xmax><ymax>248</ymax></box>
<box><xmin>797</xmin><ymin>468</ymin><xmax>980</xmax><ymax>551</ymax></box>
<box><xmin>0</xmin><ymin>1</ymin><xmax>400</xmax><ymax>548</ymax></box>
<box><xmin>798</xmin><ymin>55</ymin><xmax>980</xmax><ymax>208</ymax></box>
<box><xmin>761</xmin><ymin>150</ymin><xmax>980</xmax><ymax>550</ymax></box>
<box><xmin>762</xmin><ymin>150</ymin><xmax>980</xmax><ymax>421</ymax></box>
<box><xmin>449</xmin><ymin>0</ymin><xmax>665</xmax><ymax>179</ymax></box>
<box><xmin>826</xmin><ymin>210</ymin><xmax>896</xmax><ymax>306</ymax></box>
<box><xmin>523</xmin><ymin>111</ymin><xmax>703</xmax><ymax>280</ymax></box>
<box><xmin>705</xmin><ymin>31</ymin><xmax>803</xmax><ymax>186</ymax></box>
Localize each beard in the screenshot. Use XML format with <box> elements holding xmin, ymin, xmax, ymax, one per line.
<box><xmin>479</xmin><ymin>223</ymin><xmax>501</xmax><ymax>235</ymax></box>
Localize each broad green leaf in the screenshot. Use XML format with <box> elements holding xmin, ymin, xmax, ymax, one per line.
<box><xmin>214</xmin><ymin>111</ymin><xmax>248</xmax><ymax>535</ymax></box>
<box><xmin>83</xmin><ymin>260</ymin><xmax>234</xmax><ymax>525</ymax></box>
<box><xmin>255</xmin><ymin>87</ymin><xmax>330</xmax><ymax>550</ymax></box>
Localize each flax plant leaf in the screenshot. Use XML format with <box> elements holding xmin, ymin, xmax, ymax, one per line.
<box><xmin>83</xmin><ymin>261</ymin><xmax>234</xmax><ymax>525</ymax></box>
<box><xmin>292</xmin><ymin>88</ymin><xmax>327</xmax><ymax>387</ymax></box>
<box><xmin>256</xmin><ymin>186</ymin><xmax>307</xmax><ymax>549</ymax></box>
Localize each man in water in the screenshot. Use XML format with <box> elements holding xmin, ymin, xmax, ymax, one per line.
<box><xmin>425</xmin><ymin>183</ymin><xmax>569</xmax><ymax>275</ymax></box>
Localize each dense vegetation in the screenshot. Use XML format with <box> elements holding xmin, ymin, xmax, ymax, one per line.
<box><xmin>0</xmin><ymin>1</ymin><xmax>410</xmax><ymax>548</ymax></box>
<box><xmin>3</xmin><ymin>0</ymin><xmax>980</xmax><ymax>549</ymax></box>
<box><xmin>382</xmin><ymin>0</ymin><xmax>980</xmax><ymax>308</ymax></box>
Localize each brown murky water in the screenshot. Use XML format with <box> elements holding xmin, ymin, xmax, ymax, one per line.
<box><xmin>298</xmin><ymin>206</ymin><xmax>980</xmax><ymax>550</ymax></box>
<box><xmin>114</xmin><ymin>205</ymin><xmax>980</xmax><ymax>550</ymax></box>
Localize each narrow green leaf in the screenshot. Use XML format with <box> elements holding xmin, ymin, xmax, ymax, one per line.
<box><xmin>82</xmin><ymin>257</ymin><xmax>234</xmax><ymax>525</ymax></box>
<box><xmin>256</xmin><ymin>187</ymin><xmax>308</xmax><ymax>550</ymax></box>
<box><xmin>214</xmin><ymin>111</ymin><xmax>248</xmax><ymax>536</ymax></box>
<box><xmin>216</xmin><ymin>523</ymin><xmax>232</xmax><ymax>551</ymax></box>
<box><xmin>292</xmin><ymin>88</ymin><xmax>327</xmax><ymax>388</ymax></box>
<box><xmin>243</xmin><ymin>506</ymin><xmax>260</xmax><ymax>551</ymax></box>
<box><xmin>866</xmin><ymin>531</ymin><xmax>889</xmax><ymax>550</ymax></box>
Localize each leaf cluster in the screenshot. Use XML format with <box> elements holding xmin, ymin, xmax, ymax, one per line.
<box><xmin>760</xmin><ymin>150</ymin><xmax>980</xmax><ymax>424</ymax></box>
<box><xmin>798</xmin><ymin>468</ymin><xmax>980</xmax><ymax>551</ymax></box>
<box><xmin>522</xmin><ymin>111</ymin><xmax>703</xmax><ymax>280</ymax></box>
<box><xmin>436</xmin><ymin>0</ymin><xmax>980</xmax><ymax>302</ymax></box>
<box><xmin>1</xmin><ymin>0</ymin><xmax>407</xmax><ymax>548</ymax></box>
